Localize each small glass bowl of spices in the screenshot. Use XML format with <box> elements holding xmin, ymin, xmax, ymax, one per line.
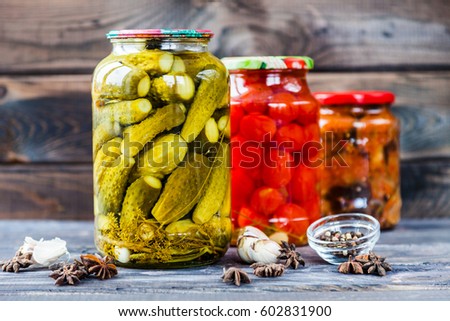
<box><xmin>307</xmin><ymin>213</ymin><xmax>380</xmax><ymax>264</ymax></box>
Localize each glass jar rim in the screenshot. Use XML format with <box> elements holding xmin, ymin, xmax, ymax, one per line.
<box><xmin>106</xmin><ymin>29</ymin><xmax>214</xmax><ymax>39</ymax></box>
<box><xmin>313</xmin><ymin>91</ymin><xmax>395</xmax><ymax>105</ymax></box>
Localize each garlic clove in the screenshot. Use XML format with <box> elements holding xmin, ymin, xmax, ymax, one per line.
<box><xmin>237</xmin><ymin>234</ymin><xmax>258</xmax><ymax>263</ymax></box>
<box><xmin>269</xmin><ymin>231</ymin><xmax>289</xmax><ymax>244</ymax></box>
<box><xmin>31</xmin><ymin>237</ymin><xmax>70</xmax><ymax>266</ymax></box>
<box><xmin>21</xmin><ymin>237</ymin><xmax>41</xmax><ymax>253</ymax></box>
<box><xmin>236</xmin><ymin>226</ymin><xmax>282</xmax><ymax>264</ymax></box>
<box><xmin>248</xmin><ymin>239</ymin><xmax>281</xmax><ymax>264</ymax></box>
<box><xmin>115</xmin><ymin>246</ymin><xmax>130</xmax><ymax>263</ymax></box>
<box><xmin>241</xmin><ymin>226</ymin><xmax>269</xmax><ymax>240</ymax></box>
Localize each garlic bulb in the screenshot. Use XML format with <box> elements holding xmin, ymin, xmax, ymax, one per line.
<box><xmin>20</xmin><ymin>237</ymin><xmax>70</xmax><ymax>267</ymax></box>
<box><xmin>237</xmin><ymin>226</ymin><xmax>281</xmax><ymax>264</ymax></box>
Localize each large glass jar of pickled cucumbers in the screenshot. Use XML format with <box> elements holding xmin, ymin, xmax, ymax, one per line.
<box><xmin>222</xmin><ymin>56</ymin><xmax>321</xmax><ymax>246</ymax></box>
<box><xmin>315</xmin><ymin>91</ymin><xmax>401</xmax><ymax>229</ymax></box>
<box><xmin>91</xmin><ymin>29</ymin><xmax>231</xmax><ymax>268</ymax></box>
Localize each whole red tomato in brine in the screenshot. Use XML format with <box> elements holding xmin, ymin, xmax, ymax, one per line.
<box><xmin>268</xmin><ymin>92</ymin><xmax>299</xmax><ymax>125</ymax></box>
<box><xmin>273</xmin><ymin>203</ymin><xmax>310</xmax><ymax>236</ymax></box>
<box><xmin>262</xmin><ymin>149</ymin><xmax>293</xmax><ymax>188</ymax></box>
<box><xmin>276</xmin><ymin>123</ymin><xmax>306</xmax><ymax>152</ymax></box>
<box><xmin>239</xmin><ymin>83</ymin><xmax>272</xmax><ymax>114</ymax></box>
<box><xmin>240</xmin><ymin>114</ymin><xmax>277</xmax><ymax>142</ymax></box>
<box><xmin>250</xmin><ymin>186</ymin><xmax>285</xmax><ymax>216</ymax></box>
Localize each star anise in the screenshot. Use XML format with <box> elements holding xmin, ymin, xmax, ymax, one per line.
<box><xmin>337</xmin><ymin>255</ymin><xmax>363</xmax><ymax>274</ymax></box>
<box><xmin>49</xmin><ymin>262</ymin><xmax>88</xmax><ymax>286</ymax></box>
<box><xmin>355</xmin><ymin>252</ymin><xmax>392</xmax><ymax>276</ymax></box>
<box><xmin>1</xmin><ymin>251</ymin><xmax>33</xmax><ymax>273</ymax></box>
<box><xmin>251</xmin><ymin>263</ymin><xmax>285</xmax><ymax>277</ymax></box>
<box><xmin>80</xmin><ymin>254</ymin><xmax>117</xmax><ymax>280</ymax></box>
<box><xmin>222</xmin><ymin>267</ymin><xmax>251</xmax><ymax>286</ymax></box>
<box><xmin>277</xmin><ymin>241</ymin><xmax>305</xmax><ymax>269</ymax></box>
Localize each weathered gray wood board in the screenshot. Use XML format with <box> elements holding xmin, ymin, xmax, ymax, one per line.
<box><xmin>0</xmin><ymin>164</ymin><xmax>92</xmax><ymax>220</ymax></box>
<box><xmin>0</xmin><ymin>219</ymin><xmax>449</xmax><ymax>300</ymax></box>
<box><xmin>0</xmin><ymin>0</ymin><xmax>449</xmax><ymax>74</ymax></box>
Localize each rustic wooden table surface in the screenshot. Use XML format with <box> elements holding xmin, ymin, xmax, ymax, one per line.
<box><xmin>0</xmin><ymin>219</ymin><xmax>449</xmax><ymax>301</ymax></box>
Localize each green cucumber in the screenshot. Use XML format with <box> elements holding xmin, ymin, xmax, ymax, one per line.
<box><xmin>121</xmin><ymin>103</ymin><xmax>186</xmax><ymax>157</ymax></box>
<box><xmin>93</xmin><ymin>121</ymin><xmax>122</xmax><ymax>154</ymax></box>
<box><xmin>151</xmin><ymin>73</ymin><xmax>195</xmax><ymax>103</ymax></box>
<box><xmin>133</xmin><ymin>133</ymin><xmax>188</xmax><ymax>179</ymax></box>
<box><xmin>96</xmin><ymin>155</ymin><xmax>135</xmax><ymax>214</ymax></box>
<box><xmin>165</xmin><ymin>219</ymin><xmax>198</xmax><ymax>234</ymax></box>
<box><xmin>120</xmin><ymin>176</ymin><xmax>162</xmax><ymax>240</ymax></box>
<box><xmin>151</xmin><ymin>153</ymin><xmax>210</xmax><ymax>224</ymax></box>
<box><xmin>181</xmin><ymin>65</ymin><xmax>228</xmax><ymax>142</ymax></box>
<box><xmin>94</xmin><ymin>98</ymin><xmax>152</xmax><ymax>127</ymax></box>
<box><xmin>94</xmin><ymin>137</ymin><xmax>122</xmax><ymax>195</ymax></box>
<box><xmin>122</xmin><ymin>50</ymin><xmax>174</xmax><ymax>75</ymax></box>
<box><xmin>192</xmin><ymin>143</ymin><xmax>230</xmax><ymax>224</ymax></box>
<box><xmin>93</xmin><ymin>61</ymin><xmax>151</xmax><ymax>100</ymax></box>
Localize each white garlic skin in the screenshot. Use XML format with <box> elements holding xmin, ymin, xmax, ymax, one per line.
<box><xmin>237</xmin><ymin>234</ymin><xmax>258</xmax><ymax>263</ymax></box>
<box><xmin>242</xmin><ymin>226</ymin><xmax>269</xmax><ymax>240</ymax></box>
<box><xmin>248</xmin><ymin>239</ymin><xmax>281</xmax><ymax>264</ymax></box>
<box><xmin>22</xmin><ymin>237</ymin><xmax>70</xmax><ymax>267</ymax></box>
<box><xmin>236</xmin><ymin>226</ymin><xmax>281</xmax><ymax>264</ymax></box>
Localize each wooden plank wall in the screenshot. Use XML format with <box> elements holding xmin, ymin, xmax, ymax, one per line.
<box><xmin>0</xmin><ymin>0</ymin><xmax>449</xmax><ymax>219</ymax></box>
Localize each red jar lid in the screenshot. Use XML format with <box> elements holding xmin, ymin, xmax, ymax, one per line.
<box><xmin>313</xmin><ymin>91</ymin><xmax>395</xmax><ymax>105</ymax></box>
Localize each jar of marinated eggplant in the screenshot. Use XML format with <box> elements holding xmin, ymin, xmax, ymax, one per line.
<box><xmin>315</xmin><ymin>91</ymin><xmax>401</xmax><ymax>229</ymax></box>
<box><xmin>222</xmin><ymin>56</ymin><xmax>321</xmax><ymax>246</ymax></box>
<box><xmin>91</xmin><ymin>29</ymin><xmax>231</xmax><ymax>268</ymax></box>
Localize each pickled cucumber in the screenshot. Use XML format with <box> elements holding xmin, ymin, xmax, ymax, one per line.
<box><xmin>133</xmin><ymin>133</ymin><xmax>188</xmax><ymax>180</ymax></box>
<box><xmin>181</xmin><ymin>65</ymin><xmax>228</xmax><ymax>142</ymax></box>
<box><xmin>121</xmin><ymin>103</ymin><xmax>186</xmax><ymax>157</ymax></box>
<box><xmin>192</xmin><ymin>143</ymin><xmax>230</xmax><ymax>224</ymax></box>
<box><xmin>170</xmin><ymin>56</ymin><xmax>186</xmax><ymax>73</ymax></box>
<box><xmin>178</xmin><ymin>52</ymin><xmax>219</xmax><ymax>80</ymax></box>
<box><xmin>94</xmin><ymin>61</ymin><xmax>151</xmax><ymax>100</ymax></box>
<box><xmin>94</xmin><ymin>98</ymin><xmax>152</xmax><ymax>127</ymax></box>
<box><xmin>93</xmin><ymin>121</ymin><xmax>122</xmax><ymax>154</ymax></box>
<box><xmin>151</xmin><ymin>153</ymin><xmax>210</xmax><ymax>224</ymax></box>
<box><xmin>203</xmin><ymin>117</ymin><xmax>220</xmax><ymax>143</ymax></box>
<box><xmin>165</xmin><ymin>219</ymin><xmax>198</xmax><ymax>234</ymax></box>
<box><xmin>120</xmin><ymin>176</ymin><xmax>162</xmax><ymax>240</ymax></box>
<box><xmin>219</xmin><ymin>183</ymin><xmax>231</xmax><ymax>218</ymax></box>
<box><xmin>96</xmin><ymin>155</ymin><xmax>135</xmax><ymax>214</ymax></box>
<box><xmin>217</xmin><ymin>115</ymin><xmax>230</xmax><ymax>138</ymax></box>
<box><xmin>200</xmin><ymin>215</ymin><xmax>232</xmax><ymax>248</ymax></box>
<box><xmin>94</xmin><ymin>137</ymin><xmax>122</xmax><ymax>195</ymax></box>
<box><xmin>151</xmin><ymin>73</ymin><xmax>195</xmax><ymax>103</ymax></box>
<box><xmin>122</xmin><ymin>50</ymin><xmax>174</xmax><ymax>75</ymax></box>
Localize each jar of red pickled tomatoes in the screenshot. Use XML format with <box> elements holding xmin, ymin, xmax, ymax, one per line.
<box><xmin>314</xmin><ymin>91</ymin><xmax>401</xmax><ymax>229</ymax></box>
<box><xmin>222</xmin><ymin>56</ymin><xmax>321</xmax><ymax>245</ymax></box>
